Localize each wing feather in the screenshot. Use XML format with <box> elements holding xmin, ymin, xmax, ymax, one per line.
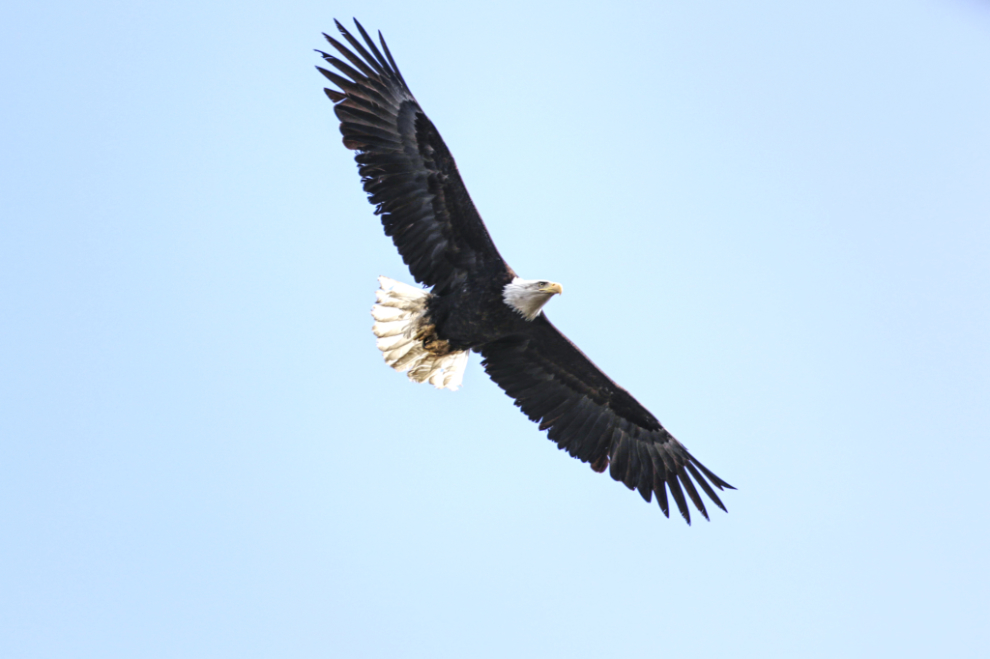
<box><xmin>328</xmin><ymin>35</ymin><xmax>380</xmax><ymax>78</ymax></box>
<box><xmin>351</xmin><ymin>21</ymin><xmax>394</xmax><ymax>73</ymax></box>
<box><xmin>318</xmin><ymin>19</ymin><xmax>510</xmax><ymax>295</ymax></box>
<box><xmin>479</xmin><ymin>315</ymin><xmax>734</xmax><ymax>523</ymax></box>
<box><xmin>647</xmin><ymin>447</ymin><xmax>671</xmax><ymax>517</ymax></box>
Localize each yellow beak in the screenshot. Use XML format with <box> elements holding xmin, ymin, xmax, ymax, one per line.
<box><xmin>541</xmin><ymin>282</ymin><xmax>563</xmax><ymax>295</ymax></box>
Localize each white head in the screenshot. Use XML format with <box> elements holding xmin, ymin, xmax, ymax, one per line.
<box><xmin>502</xmin><ymin>277</ymin><xmax>564</xmax><ymax>321</ymax></box>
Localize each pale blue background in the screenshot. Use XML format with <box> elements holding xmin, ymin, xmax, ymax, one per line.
<box><xmin>2</xmin><ymin>1</ymin><xmax>988</xmax><ymax>657</ymax></box>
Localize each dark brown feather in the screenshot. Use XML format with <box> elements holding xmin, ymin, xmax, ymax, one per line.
<box><xmin>480</xmin><ymin>315</ymin><xmax>733</xmax><ymax>524</ymax></box>
<box><xmin>318</xmin><ymin>19</ymin><xmax>510</xmax><ymax>295</ymax></box>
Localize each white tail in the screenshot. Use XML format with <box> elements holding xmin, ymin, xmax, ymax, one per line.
<box><xmin>371</xmin><ymin>276</ymin><xmax>469</xmax><ymax>391</ymax></box>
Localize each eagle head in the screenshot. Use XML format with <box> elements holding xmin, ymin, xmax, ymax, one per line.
<box><xmin>502</xmin><ymin>278</ymin><xmax>564</xmax><ymax>321</ymax></box>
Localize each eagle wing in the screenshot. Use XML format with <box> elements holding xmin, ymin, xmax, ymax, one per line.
<box><xmin>318</xmin><ymin>20</ymin><xmax>509</xmax><ymax>296</ymax></box>
<box><xmin>479</xmin><ymin>315</ymin><xmax>734</xmax><ymax>523</ymax></box>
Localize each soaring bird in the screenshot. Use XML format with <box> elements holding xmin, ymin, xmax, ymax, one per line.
<box><xmin>317</xmin><ymin>19</ymin><xmax>734</xmax><ymax>523</ymax></box>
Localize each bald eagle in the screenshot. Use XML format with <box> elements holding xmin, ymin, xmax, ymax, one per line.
<box><xmin>317</xmin><ymin>20</ymin><xmax>734</xmax><ymax>523</ymax></box>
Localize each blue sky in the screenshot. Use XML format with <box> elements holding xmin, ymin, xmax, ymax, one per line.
<box><xmin>2</xmin><ymin>1</ymin><xmax>989</xmax><ymax>657</ymax></box>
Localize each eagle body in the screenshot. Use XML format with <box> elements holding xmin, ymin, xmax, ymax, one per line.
<box><xmin>318</xmin><ymin>20</ymin><xmax>736</xmax><ymax>523</ymax></box>
<box><xmin>426</xmin><ymin>271</ymin><xmax>519</xmax><ymax>351</ymax></box>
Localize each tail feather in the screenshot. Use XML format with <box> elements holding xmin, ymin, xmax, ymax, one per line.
<box><xmin>371</xmin><ymin>276</ymin><xmax>469</xmax><ymax>391</ymax></box>
<box><xmin>370</xmin><ymin>322</ymin><xmax>406</xmax><ymax>339</ymax></box>
<box><xmin>371</xmin><ymin>306</ymin><xmax>405</xmax><ymax>322</ymax></box>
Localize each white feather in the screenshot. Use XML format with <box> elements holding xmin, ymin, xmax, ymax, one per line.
<box><xmin>371</xmin><ymin>306</ymin><xmax>404</xmax><ymax>322</ymax></box>
<box><xmin>370</xmin><ymin>276</ymin><xmax>469</xmax><ymax>391</ymax></box>
<box><xmin>372</xmin><ymin>321</ymin><xmax>406</xmax><ymax>339</ymax></box>
<box><xmin>374</xmin><ymin>334</ymin><xmax>405</xmax><ymax>351</ymax></box>
<box><xmin>502</xmin><ymin>277</ymin><xmax>562</xmax><ymax>321</ymax></box>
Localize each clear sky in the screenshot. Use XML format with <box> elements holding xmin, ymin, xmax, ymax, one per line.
<box><xmin>2</xmin><ymin>1</ymin><xmax>989</xmax><ymax>657</ymax></box>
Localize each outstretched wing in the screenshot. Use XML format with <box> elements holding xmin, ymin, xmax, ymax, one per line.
<box><xmin>479</xmin><ymin>315</ymin><xmax>734</xmax><ymax>523</ymax></box>
<box><xmin>317</xmin><ymin>20</ymin><xmax>509</xmax><ymax>296</ymax></box>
